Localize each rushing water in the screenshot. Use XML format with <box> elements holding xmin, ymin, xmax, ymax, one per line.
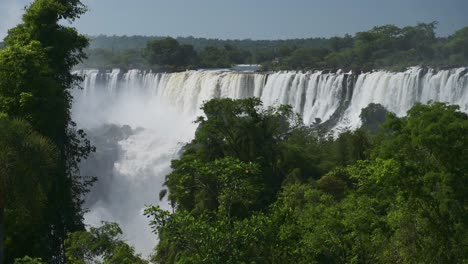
<box><xmin>72</xmin><ymin>67</ymin><xmax>468</xmax><ymax>255</ymax></box>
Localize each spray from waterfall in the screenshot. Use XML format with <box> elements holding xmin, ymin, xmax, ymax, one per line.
<box><xmin>72</xmin><ymin>67</ymin><xmax>468</xmax><ymax>255</ymax></box>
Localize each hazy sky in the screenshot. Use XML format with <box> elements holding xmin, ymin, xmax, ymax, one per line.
<box><xmin>1</xmin><ymin>0</ymin><xmax>467</xmax><ymax>40</ymax></box>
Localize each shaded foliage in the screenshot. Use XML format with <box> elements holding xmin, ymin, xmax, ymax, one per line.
<box><xmin>359</xmin><ymin>103</ymin><xmax>389</xmax><ymax>133</ymax></box>
<box><xmin>145</xmin><ymin>37</ymin><xmax>197</xmax><ymax>71</ymax></box>
<box><xmin>164</xmin><ymin>98</ymin><xmax>306</xmax><ymax>210</ymax></box>
<box><xmin>13</xmin><ymin>256</ymin><xmax>46</xmax><ymax>264</ymax></box>
<box><xmin>0</xmin><ymin>116</ymin><xmax>57</xmax><ymax>263</ymax></box>
<box><xmin>64</xmin><ymin>222</ymin><xmax>147</xmax><ymax>264</ymax></box>
<box><xmin>0</xmin><ymin>0</ymin><xmax>94</xmax><ymax>262</ymax></box>
<box><xmin>147</xmin><ymin>100</ymin><xmax>467</xmax><ymax>263</ymax></box>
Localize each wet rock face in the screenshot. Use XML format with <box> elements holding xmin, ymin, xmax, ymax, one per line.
<box><xmin>80</xmin><ymin>124</ymin><xmax>141</xmax><ymax>207</ymax></box>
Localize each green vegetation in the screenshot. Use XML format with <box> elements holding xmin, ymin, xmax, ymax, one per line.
<box><xmin>0</xmin><ymin>0</ymin><xmax>94</xmax><ymax>263</ymax></box>
<box><xmin>0</xmin><ymin>116</ymin><xmax>57</xmax><ymax>264</ymax></box>
<box><xmin>86</xmin><ymin>35</ymin><xmax>330</xmax><ymax>53</ymax></box>
<box><xmin>146</xmin><ymin>99</ymin><xmax>467</xmax><ymax>263</ymax></box>
<box><xmin>6</xmin><ymin>223</ymin><xmax>146</xmax><ymax>264</ymax></box>
<box><xmin>80</xmin><ymin>22</ymin><xmax>468</xmax><ymax>71</ymax></box>
<box><xmin>83</xmin><ymin>37</ymin><xmax>255</xmax><ymax>70</ymax></box>
<box><xmin>13</xmin><ymin>256</ymin><xmax>45</xmax><ymax>264</ymax></box>
<box><xmin>1</xmin><ymin>1</ymin><xmax>467</xmax><ymax>263</ymax></box>
<box><xmin>145</xmin><ymin>37</ymin><xmax>197</xmax><ymax>71</ymax></box>
<box><xmin>64</xmin><ymin>222</ymin><xmax>147</xmax><ymax>264</ymax></box>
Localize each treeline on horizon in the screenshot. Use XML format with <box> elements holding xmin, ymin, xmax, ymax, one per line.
<box><xmin>74</xmin><ymin>22</ymin><xmax>468</xmax><ymax>71</ymax></box>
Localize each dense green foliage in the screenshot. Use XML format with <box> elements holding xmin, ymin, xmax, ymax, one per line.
<box><xmin>145</xmin><ymin>37</ymin><xmax>197</xmax><ymax>71</ymax></box>
<box><xmin>13</xmin><ymin>256</ymin><xmax>45</xmax><ymax>264</ymax></box>
<box><xmin>86</xmin><ymin>35</ymin><xmax>330</xmax><ymax>53</ymax></box>
<box><xmin>197</xmin><ymin>45</ymin><xmax>251</xmax><ymax>69</ymax></box>
<box><xmin>162</xmin><ymin>98</ymin><xmax>306</xmax><ymax>211</ymax></box>
<box><xmin>0</xmin><ymin>116</ymin><xmax>57</xmax><ymax>264</ymax></box>
<box><xmin>146</xmin><ymin>99</ymin><xmax>467</xmax><ymax>263</ymax></box>
<box><xmin>64</xmin><ymin>222</ymin><xmax>147</xmax><ymax>264</ymax></box>
<box><xmin>80</xmin><ymin>23</ymin><xmax>468</xmax><ymax>71</ymax></box>
<box><xmin>0</xmin><ymin>0</ymin><xmax>94</xmax><ymax>263</ymax></box>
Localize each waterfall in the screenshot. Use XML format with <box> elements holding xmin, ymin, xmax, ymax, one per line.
<box><xmin>106</xmin><ymin>69</ymin><xmax>120</xmax><ymax>94</ymax></box>
<box><xmin>339</xmin><ymin>67</ymin><xmax>468</xmax><ymax>129</ymax></box>
<box><xmin>72</xmin><ymin>67</ymin><xmax>468</xmax><ymax>255</ymax></box>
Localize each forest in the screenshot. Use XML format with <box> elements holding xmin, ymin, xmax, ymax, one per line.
<box><xmin>0</xmin><ymin>0</ymin><xmax>467</xmax><ymax>264</ymax></box>
<box><xmin>75</xmin><ymin>22</ymin><xmax>468</xmax><ymax>72</ymax></box>
<box><xmin>143</xmin><ymin>99</ymin><xmax>468</xmax><ymax>263</ymax></box>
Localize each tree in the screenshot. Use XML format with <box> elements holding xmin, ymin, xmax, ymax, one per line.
<box><xmin>0</xmin><ymin>115</ymin><xmax>57</xmax><ymax>263</ymax></box>
<box><xmin>150</xmin><ymin>100</ymin><xmax>467</xmax><ymax>263</ymax></box>
<box><xmin>146</xmin><ymin>205</ymin><xmax>279</xmax><ymax>264</ymax></box>
<box><xmin>283</xmin><ymin>47</ymin><xmax>331</xmax><ymax>69</ymax></box>
<box><xmin>353</xmin><ymin>25</ymin><xmax>402</xmax><ymax>68</ymax></box>
<box><xmin>187</xmin><ymin>98</ymin><xmax>303</xmax><ymax>203</ymax></box>
<box><xmin>198</xmin><ymin>46</ymin><xmax>230</xmax><ymax>68</ymax></box>
<box><xmin>164</xmin><ymin>157</ymin><xmax>263</xmax><ymax>217</ymax></box>
<box><xmin>364</xmin><ymin>102</ymin><xmax>468</xmax><ymax>262</ymax></box>
<box><xmin>265</xmin><ymin>103</ymin><xmax>467</xmax><ymax>263</ymax></box>
<box><xmin>329</xmin><ymin>34</ymin><xmax>354</xmax><ymax>52</ymax></box>
<box><xmin>444</xmin><ymin>26</ymin><xmax>468</xmax><ymax>64</ymax></box>
<box><xmin>359</xmin><ymin>103</ymin><xmax>388</xmax><ymax>133</ymax></box>
<box><xmin>401</xmin><ymin>22</ymin><xmax>437</xmax><ymax>59</ymax></box>
<box><xmin>64</xmin><ymin>222</ymin><xmax>147</xmax><ymax>264</ymax></box>
<box><xmin>145</xmin><ymin>37</ymin><xmax>196</xmax><ymax>70</ymax></box>
<box><xmin>149</xmin><ymin>98</ymin><xmax>319</xmax><ymax>263</ymax></box>
<box><xmin>0</xmin><ymin>0</ymin><xmax>94</xmax><ymax>262</ymax></box>
<box><xmin>224</xmin><ymin>44</ymin><xmax>251</xmax><ymax>64</ymax></box>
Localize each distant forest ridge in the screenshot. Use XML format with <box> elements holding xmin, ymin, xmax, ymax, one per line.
<box><xmin>87</xmin><ymin>35</ymin><xmax>332</xmax><ymax>52</ymax></box>
<box><xmin>3</xmin><ymin>22</ymin><xmax>466</xmax><ymax>71</ymax></box>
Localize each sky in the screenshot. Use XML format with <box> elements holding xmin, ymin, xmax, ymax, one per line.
<box><xmin>1</xmin><ymin>0</ymin><xmax>467</xmax><ymax>41</ymax></box>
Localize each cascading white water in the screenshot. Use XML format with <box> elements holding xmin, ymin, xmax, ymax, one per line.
<box><xmin>106</xmin><ymin>69</ymin><xmax>120</xmax><ymax>94</ymax></box>
<box><xmin>339</xmin><ymin>67</ymin><xmax>468</xmax><ymax>129</ymax></box>
<box><xmin>72</xmin><ymin>67</ymin><xmax>468</xmax><ymax>255</ymax></box>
